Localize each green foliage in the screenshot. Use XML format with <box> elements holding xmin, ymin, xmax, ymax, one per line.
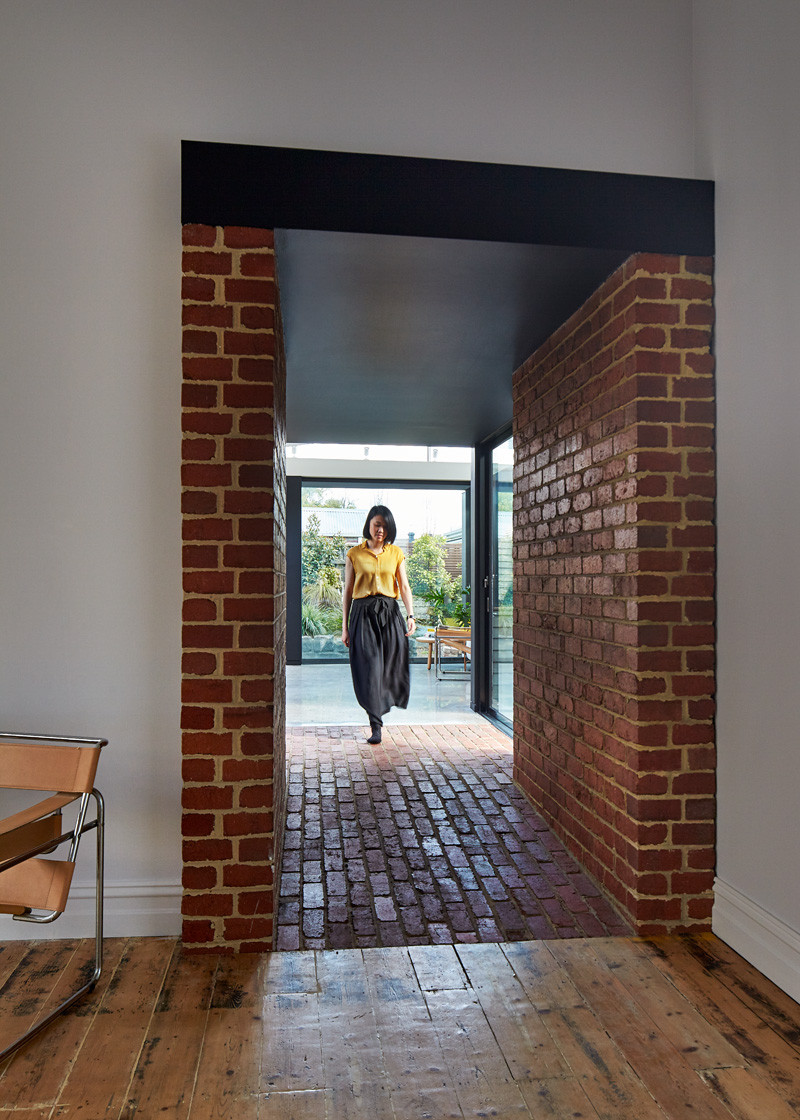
<box><xmin>301</xmin><ymin>513</ymin><xmax>346</xmax><ymax>587</ymax></box>
<box><xmin>447</xmin><ymin>584</ymin><xmax>471</xmax><ymax>627</ymax></box>
<box><xmin>419</xmin><ymin>581</ymin><xmax>450</xmax><ymax>625</ymax></box>
<box><xmin>301</xmin><ymin>601</ymin><xmax>342</xmax><ymax>637</ymax></box>
<box><xmin>421</xmin><ymin>581</ymin><xmax>471</xmax><ymax>626</ymax></box>
<box><xmin>301</xmin><ymin>555</ymin><xmax>343</xmax><ymax>638</ymax></box>
<box><xmin>303</xmin><ymin>564</ymin><xmax>342</xmax><ymax>611</ymax></box>
<box><xmin>406</xmin><ymin>534</ymin><xmax>470</xmax><ymax>625</ymax></box>
<box><xmin>405</xmin><ymin>534</ymin><xmax>449</xmax><ymax>603</ymax></box>
<box><xmin>301</xmin><ymin>602</ymin><xmax>326</xmax><ymax>636</ymax></box>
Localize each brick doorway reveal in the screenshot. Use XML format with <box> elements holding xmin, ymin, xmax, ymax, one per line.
<box><xmin>181</xmin><ymin>225</ymin><xmax>286</xmax><ymax>952</ymax></box>
<box><xmin>180</xmin><ymin>233</ymin><xmax>715</xmax><ymax>950</ymax></box>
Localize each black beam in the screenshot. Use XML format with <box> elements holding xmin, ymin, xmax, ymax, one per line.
<box><xmin>182</xmin><ymin>140</ymin><xmax>714</xmax><ymax>256</ymax></box>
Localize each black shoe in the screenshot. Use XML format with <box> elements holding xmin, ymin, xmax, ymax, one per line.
<box><xmin>366</xmin><ymin>725</ymin><xmax>382</xmax><ymax>744</ymax></box>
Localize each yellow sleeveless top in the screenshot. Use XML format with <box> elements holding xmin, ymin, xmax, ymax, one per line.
<box><xmin>348</xmin><ymin>541</ymin><xmax>405</xmax><ymax>599</ymax></box>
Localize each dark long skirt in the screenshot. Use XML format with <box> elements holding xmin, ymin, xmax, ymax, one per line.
<box><xmin>348</xmin><ymin>595</ymin><xmax>409</xmax><ymax>722</ymax></box>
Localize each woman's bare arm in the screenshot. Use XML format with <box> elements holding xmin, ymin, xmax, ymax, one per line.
<box><xmin>341</xmin><ymin>556</ymin><xmax>355</xmax><ymax>647</ymax></box>
<box><xmin>396</xmin><ymin>558</ymin><xmax>416</xmax><ymax>636</ymax></box>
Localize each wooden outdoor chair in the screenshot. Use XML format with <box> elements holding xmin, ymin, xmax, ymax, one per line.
<box><xmin>434</xmin><ymin>626</ymin><xmax>471</xmax><ymax>680</ymax></box>
<box><xmin>0</xmin><ymin>732</ymin><xmax>106</xmax><ymax>1061</ymax></box>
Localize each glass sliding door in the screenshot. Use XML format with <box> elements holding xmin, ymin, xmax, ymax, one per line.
<box><xmin>489</xmin><ymin>436</ymin><xmax>514</xmax><ymax>723</ymax></box>
<box><xmin>298</xmin><ymin>481</ymin><xmax>469</xmax><ymax>662</ymax></box>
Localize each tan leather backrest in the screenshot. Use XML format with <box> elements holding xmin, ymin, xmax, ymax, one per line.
<box><xmin>0</xmin><ymin>742</ymin><xmax>102</xmax><ymax>794</ymax></box>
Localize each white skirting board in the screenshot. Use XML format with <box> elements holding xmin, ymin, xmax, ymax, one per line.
<box><xmin>0</xmin><ymin>881</ymin><xmax>182</xmax><ymax>940</ymax></box>
<box><xmin>713</xmin><ymin>877</ymin><xmax>800</xmax><ymax>1003</ymax></box>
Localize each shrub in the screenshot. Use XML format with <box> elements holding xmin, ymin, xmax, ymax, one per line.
<box><xmin>302</xmin><ymin>514</ymin><xmax>345</xmax><ymax>587</ymax></box>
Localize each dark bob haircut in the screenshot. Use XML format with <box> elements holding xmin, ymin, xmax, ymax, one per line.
<box><xmin>362</xmin><ymin>505</ymin><xmax>397</xmax><ymax>544</ymax></box>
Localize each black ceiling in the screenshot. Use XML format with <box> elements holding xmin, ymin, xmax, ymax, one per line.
<box><xmin>276</xmin><ymin>229</ymin><xmax>628</xmax><ymax>445</ymax></box>
<box><xmin>182</xmin><ymin>142</ymin><xmax>714</xmax><ymax>448</ymax></box>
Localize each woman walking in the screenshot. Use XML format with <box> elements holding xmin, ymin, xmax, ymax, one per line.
<box><xmin>342</xmin><ymin>505</ymin><xmax>416</xmax><ymax>744</ymax></box>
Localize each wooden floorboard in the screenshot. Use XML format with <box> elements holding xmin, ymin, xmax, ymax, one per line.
<box><xmin>0</xmin><ymin>934</ymin><xmax>798</xmax><ymax>1119</ymax></box>
<box><xmin>0</xmin><ymin>938</ymin><xmax>129</xmax><ymax>1110</ymax></box>
<box><xmin>0</xmin><ymin>940</ymin><xmax>83</xmax><ymax>1060</ymax></box>
<box><xmin>49</xmin><ymin>937</ymin><xmax>175</xmax><ymax>1118</ymax></box>
<box><xmin>547</xmin><ymin>938</ymin><xmax>737</xmax><ymax>1120</ymax></box>
<box><xmin>120</xmin><ymin>948</ymin><xmax>218</xmax><ymax>1120</ymax></box>
<box><xmin>640</xmin><ymin>935</ymin><xmax>800</xmax><ymax>1115</ymax></box>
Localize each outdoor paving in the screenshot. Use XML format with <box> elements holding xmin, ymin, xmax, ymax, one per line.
<box><xmin>276</xmin><ymin>721</ymin><xmax>631</xmax><ymax>951</ymax></box>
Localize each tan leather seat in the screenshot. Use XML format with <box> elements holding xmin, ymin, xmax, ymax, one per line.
<box><xmin>0</xmin><ymin>733</ymin><xmax>106</xmax><ymax>1061</ymax></box>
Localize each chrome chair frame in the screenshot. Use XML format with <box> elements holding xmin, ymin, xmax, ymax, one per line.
<box><xmin>0</xmin><ymin>732</ymin><xmax>106</xmax><ymax>1063</ymax></box>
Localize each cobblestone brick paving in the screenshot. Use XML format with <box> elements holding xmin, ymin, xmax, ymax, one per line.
<box><xmin>276</xmin><ymin>723</ymin><xmax>632</xmax><ymax>950</ymax></box>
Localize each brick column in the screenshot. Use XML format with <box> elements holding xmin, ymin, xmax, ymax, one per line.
<box><xmin>180</xmin><ymin>225</ymin><xmax>286</xmax><ymax>952</ymax></box>
<box><xmin>513</xmin><ymin>253</ymin><xmax>715</xmax><ymax>934</ymax></box>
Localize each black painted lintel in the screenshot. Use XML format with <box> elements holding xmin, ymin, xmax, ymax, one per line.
<box><xmin>181</xmin><ymin>140</ymin><xmax>714</xmax><ymax>256</ymax></box>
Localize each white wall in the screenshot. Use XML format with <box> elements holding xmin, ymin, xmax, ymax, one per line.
<box><xmin>0</xmin><ymin>0</ymin><xmax>696</xmax><ymax>936</ymax></box>
<box><xmin>693</xmin><ymin>0</ymin><xmax>800</xmax><ymax>998</ymax></box>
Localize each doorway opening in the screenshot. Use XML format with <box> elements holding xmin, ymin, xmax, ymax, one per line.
<box><xmin>180</xmin><ymin>142</ymin><xmax>716</xmax><ymax>951</ymax></box>
<box><xmin>275</xmin><ymin>442</ymin><xmax>635</xmax><ymax>950</ymax></box>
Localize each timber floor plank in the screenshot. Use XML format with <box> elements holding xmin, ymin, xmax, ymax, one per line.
<box><xmin>211</xmin><ymin>952</ymin><xmax>266</xmax><ymax>1009</ymax></box>
<box><xmin>513</xmin><ymin>1076</ymin><xmax>602</xmax><ymax>1119</ymax></box>
<box><xmin>0</xmin><ymin>941</ymin><xmax>29</xmax><ymax>989</ymax></box>
<box><xmin>189</xmin><ymin>1007</ymin><xmax>262</xmax><ymax>1120</ymax></box>
<box><xmin>699</xmin><ymin>1065</ymin><xmax>800</xmax><ymax>1120</ymax></box>
<box><xmin>0</xmin><ymin>940</ymin><xmax>82</xmax><ymax>1058</ymax></box>
<box><xmin>548</xmin><ymin>938</ymin><xmax>736</xmax><ymax>1120</ymax></box>
<box><xmin>455</xmin><ymin>942</ymin><xmax>569</xmax><ymax>1081</ymax></box>
<box><xmin>363</xmin><ymin>947</ymin><xmax>455</xmax><ymax>1110</ymax></box>
<box><xmin>539</xmin><ymin>1005</ymin><xmax>668</xmax><ymax>1120</ymax></box>
<box><xmin>589</xmin><ymin>936</ymin><xmax>746</xmax><ymax>1070</ymax></box>
<box><xmin>258</xmin><ymin>1087</ymin><xmax>331</xmax><ymax>1119</ymax></box>
<box><xmin>425</xmin><ymin>988</ymin><xmax>532</xmax><ymax>1118</ymax></box>
<box><xmin>1</xmin><ymin>933</ymin><xmax>799</xmax><ymax>1118</ymax></box>
<box><xmin>119</xmin><ymin>947</ymin><xmax>218</xmax><ymax>1120</ymax></box>
<box><xmin>408</xmin><ymin>943</ymin><xmax>468</xmax><ymax>992</ymax></box>
<box><xmin>680</xmin><ymin>933</ymin><xmax>800</xmax><ymax>1052</ymax></box>
<box><xmin>0</xmin><ymin>938</ymin><xmax>128</xmax><ymax>1109</ymax></box>
<box><xmin>0</xmin><ymin>1110</ymin><xmax>52</xmax><ymax>1119</ymax></box>
<box><xmin>500</xmin><ymin>939</ymin><xmax>586</xmax><ymax>1012</ymax></box>
<box><xmin>381</xmin><ymin>1085</ymin><xmax>464</xmax><ymax>1120</ymax></box>
<box><xmin>315</xmin><ymin>950</ymin><xmax>393</xmax><ymax>1120</ymax></box>
<box><xmin>429</xmin><ymin>950</ymin><xmax>595</xmax><ymax>1119</ymax></box>
<box><xmin>260</xmin><ymin>991</ymin><xmax>324</xmax><ymax>1094</ymax></box>
<box><xmin>262</xmin><ymin>949</ymin><xmax>318</xmax><ymax>996</ymax></box>
<box><xmin>49</xmin><ymin>937</ymin><xmax>175</xmax><ymax>1118</ymax></box>
<box><xmin>639</xmin><ymin>935</ymin><xmax>800</xmax><ymax>1115</ymax></box>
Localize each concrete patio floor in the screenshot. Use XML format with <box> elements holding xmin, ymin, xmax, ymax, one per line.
<box><xmin>287</xmin><ymin>660</ymin><xmax>486</xmax><ymax>727</ymax></box>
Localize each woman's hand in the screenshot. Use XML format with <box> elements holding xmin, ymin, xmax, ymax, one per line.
<box><xmin>405</xmin><ymin>617</ymin><xmax>417</xmax><ymax>637</ymax></box>
<box><xmin>342</xmin><ymin>625</ymin><xmax>350</xmax><ymax>647</ymax></box>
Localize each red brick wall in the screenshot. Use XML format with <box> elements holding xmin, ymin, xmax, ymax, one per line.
<box><xmin>512</xmin><ymin>253</ymin><xmax>715</xmax><ymax>934</ymax></box>
<box><xmin>180</xmin><ymin>225</ymin><xmax>286</xmax><ymax>951</ymax></box>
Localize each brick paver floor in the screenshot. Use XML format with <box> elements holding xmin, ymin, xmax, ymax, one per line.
<box><xmin>276</xmin><ymin>723</ymin><xmax>631</xmax><ymax>950</ymax></box>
